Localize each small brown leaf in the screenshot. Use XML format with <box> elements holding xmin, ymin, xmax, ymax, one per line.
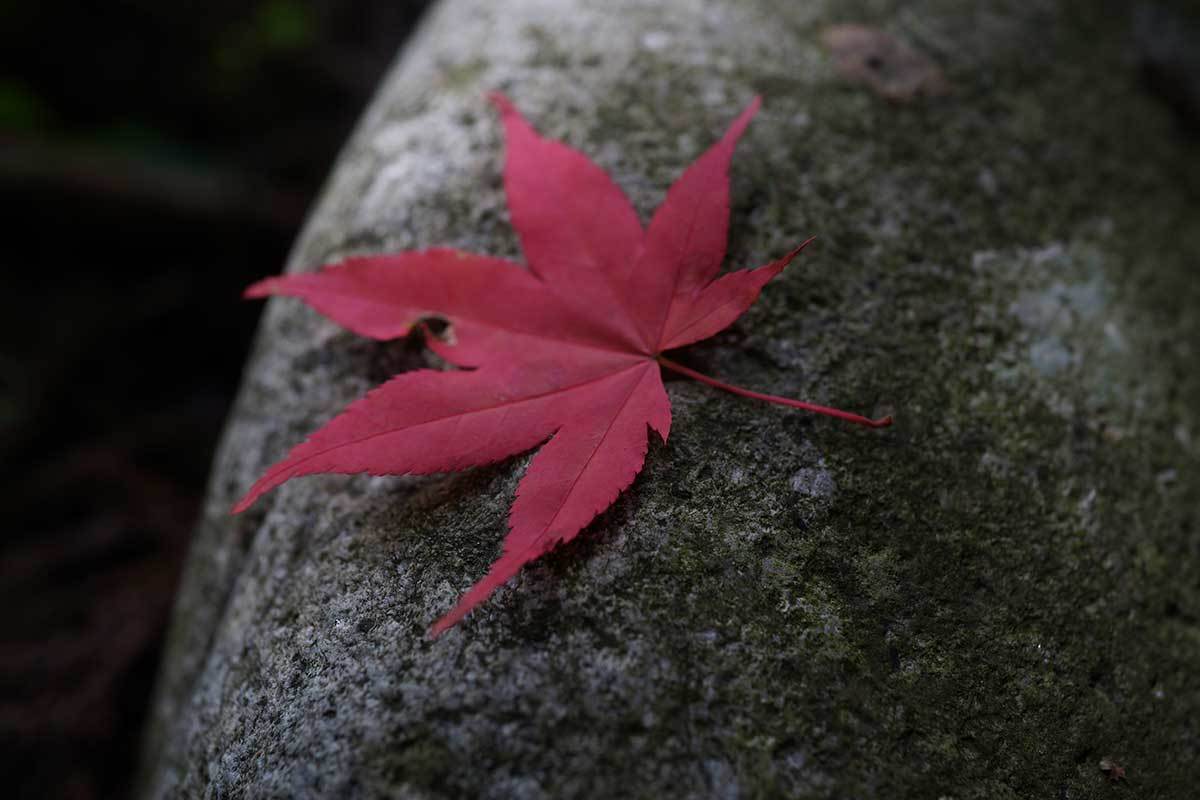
<box><xmin>822</xmin><ymin>24</ymin><xmax>949</xmax><ymax>102</ymax></box>
<box><xmin>1099</xmin><ymin>756</ymin><xmax>1127</xmax><ymax>782</ymax></box>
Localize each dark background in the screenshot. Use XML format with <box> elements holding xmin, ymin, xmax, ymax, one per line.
<box><xmin>0</xmin><ymin>2</ymin><xmax>432</xmax><ymax>798</ymax></box>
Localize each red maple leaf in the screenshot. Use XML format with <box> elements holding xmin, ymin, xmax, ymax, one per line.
<box><xmin>235</xmin><ymin>94</ymin><xmax>891</xmax><ymax>635</ymax></box>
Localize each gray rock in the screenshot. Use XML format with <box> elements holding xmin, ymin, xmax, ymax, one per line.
<box><xmin>140</xmin><ymin>0</ymin><xmax>1200</xmax><ymax>797</ymax></box>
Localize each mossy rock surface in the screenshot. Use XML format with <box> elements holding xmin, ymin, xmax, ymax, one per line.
<box><xmin>140</xmin><ymin>0</ymin><xmax>1200</xmax><ymax>797</ymax></box>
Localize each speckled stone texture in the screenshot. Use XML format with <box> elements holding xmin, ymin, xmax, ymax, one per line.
<box><xmin>139</xmin><ymin>0</ymin><xmax>1200</xmax><ymax>797</ymax></box>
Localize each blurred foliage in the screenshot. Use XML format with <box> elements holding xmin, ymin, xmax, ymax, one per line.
<box><xmin>215</xmin><ymin>0</ymin><xmax>319</xmax><ymax>93</ymax></box>
<box><xmin>0</xmin><ymin>78</ymin><xmax>53</xmax><ymax>131</ymax></box>
<box><xmin>0</xmin><ymin>0</ymin><xmax>430</xmax><ymax>183</ymax></box>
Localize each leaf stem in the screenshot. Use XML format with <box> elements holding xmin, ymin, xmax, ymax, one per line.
<box><xmin>656</xmin><ymin>356</ymin><xmax>893</xmax><ymax>428</ymax></box>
